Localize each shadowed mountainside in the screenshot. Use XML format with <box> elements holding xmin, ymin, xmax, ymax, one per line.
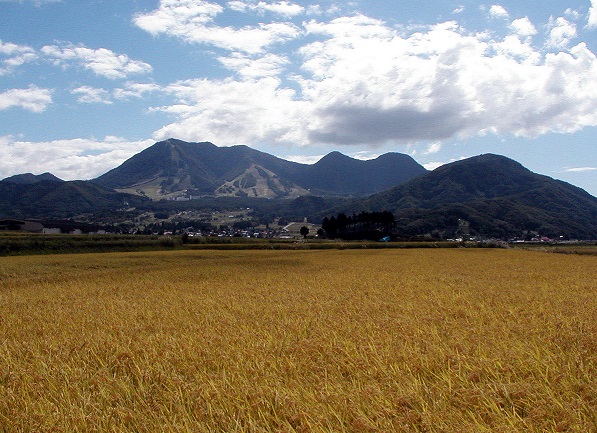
<box><xmin>342</xmin><ymin>154</ymin><xmax>597</xmax><ymax>239</ymax></box>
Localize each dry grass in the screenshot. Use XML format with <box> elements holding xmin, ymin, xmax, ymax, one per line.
<box><xmin>0</xmin><ymin>249</ymin><xmax>595</xmax><ymax>432</ymax></box>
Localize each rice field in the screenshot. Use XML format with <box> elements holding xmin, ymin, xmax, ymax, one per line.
<box><xmin>0</xmin><ymin>249</ymin><xmax>595</xmax><ymax>432</ymax></box>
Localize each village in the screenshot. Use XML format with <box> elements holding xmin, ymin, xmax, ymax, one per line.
<box><xmin>0</xmin><ymin>211</ymin><xmax>323</xmax><ymax>240</ymax></box>
<box><xmin>0</xmin><ymin>214</ymin><xmax>580</xmax><ymax>245</ymax></box>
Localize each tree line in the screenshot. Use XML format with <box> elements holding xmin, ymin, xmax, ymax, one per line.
<box><xmin>321</xmin><ymin>211</ymin><xmax>396</xmax><ymax>240</ymax></box>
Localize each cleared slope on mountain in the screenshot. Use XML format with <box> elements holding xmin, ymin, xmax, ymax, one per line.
<box><xmin>94</xmin><ymin>139</ymin><xmax>427</xmax><ymax>198</ymax></box>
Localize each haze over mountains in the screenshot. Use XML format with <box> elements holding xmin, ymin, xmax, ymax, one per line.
<box><xmin>2</xmin><ymin>139</ymin><xmax>597</xmax><ymax>239</ymax></box>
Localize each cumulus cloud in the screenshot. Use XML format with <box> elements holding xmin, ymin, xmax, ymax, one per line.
<box><xmin>134</xmin><ymin>0</ymin><xmax>300</xmax><ymax>53</ymax></box>
<box><xmin>489</xmin><ymin>5</ymin><xmax>509</xmax><ymax>19</ymax></box>
<box><xmin>151</xmin><ymin>77</ymin><xmax>307</xmax><ymax>145</ymax></box>
<box><xmin>41</xmin><ymin>43</ymin><xmax>152</xmax><ymax>79</ymax></box>
<box><xmin>546</xmin><ymin>17</ymin><xmax>577</xmax><ymax>49</ymax></box>
<box><xmin>423</xmin><ymin>161</ymin><xmax>445</xmax><ymax>171</ymax></box>
<box><xmin>227</xmin><ymin>1</ymin><xmax>304</xmax><ymax>17</ymax></box>
<box><xmin>588</xmin><ymin>0</ymin><xmax>597</xmax><ymax>28</ymax></box>
<box><xmin>0</xmin><ymin>136</ymin><xmax>154</xmax><ymax>180</ymax></box>
<box><xmin>0</xmin><ymin>85</ymin><xmax>52</xmax><ymax>112</ymax></box>
<box><xmin>71</xmin><ymin>86</ymin><xmax>112</xmax><ymax>104</ymax></box>
<box><xmin>217</xmin><ymin>52</ymin><xmax>289</xmax><ymax>78</ymax></box>
<box><xmin>425</xmin><ymin>142</ymin><xmax>442</xmax><ymax>155</ymax></box>
<box><xmin>510</xmin><ymin>17</ymin><xmax>537</xmax><ymax>37</ymax></box>
<box><xmin>148</xmin><ymin>15</ymin><xmax>597</xmax><ymax>149</ymax></box>
<box><xmin>0</xmin><ymin>40</ymin><xmax>37</xmax><ymax>75</ymax></box>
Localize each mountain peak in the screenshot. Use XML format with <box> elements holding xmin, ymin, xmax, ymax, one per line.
<box><xmin>93</xmin><ymin>139</ymin><xmax>426</xmax><ymax>198</ymax></box>
<box><xmin>1</xmin><ymin>172</ymin><xmax>63</xmax><ymax>184</ymax></box>
<box><xmin>467</xmin><ymin>153</ymin><xmax>524</xmax><ymax>164</ymax></box>
<box><xmin>352</xmin><ymin>153</ymin><xmax>597</xmax><ymax>239</ymax></box>
<box><xmin>317</xmin><ymin>151</ymin><xmax>353</xmax><ymax>164</ymax></box>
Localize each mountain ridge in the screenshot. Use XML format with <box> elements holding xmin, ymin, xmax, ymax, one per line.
<box><xmin>94</xmin><ymin>139</ymin><xmax>427</xmax><ymax>198</ymax></box>
<box><xmin>2</xmin><ymin>172</ymin><xmax>63</xmax><ymax>184</ymax></box>
<box><xmin>339</xmin><ymin>154</ymin><xmax>597</xmax><ymax>239</ymax></box>
<box><xmin>0</xmin><ymin>179</ymin><xmax>148</xmax><ymax>219</ymax></box>
<box><xmin>3</xmin><ymin>145</ymin><xmax>597</xmax><ymax>240</ymax></box>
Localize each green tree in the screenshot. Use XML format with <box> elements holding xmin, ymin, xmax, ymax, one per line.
<box><xmin>300</xmin><ymin>226</ymin><xmax>310</xmax><ymax>238</ymax></box>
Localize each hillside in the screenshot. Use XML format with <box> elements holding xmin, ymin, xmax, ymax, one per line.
<box><xmin>349</xmin><ymin>154</ymin><xmax>597</xmax><ymax>239</ymax></box>
<box><xmin>94</xmin><ymin>139</ymin><xmax>427</xmax><ymax>199</ymax></box>
<box><xmin>0</xmin><ymin>180</ymin><xmax>148</xmax><ymax>219</ymax></box>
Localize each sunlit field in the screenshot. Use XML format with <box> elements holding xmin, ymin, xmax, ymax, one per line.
<box><xmin>0</xmin><ymin>249</ymin><xmax>595</xmax><ymax>432</ymax></box>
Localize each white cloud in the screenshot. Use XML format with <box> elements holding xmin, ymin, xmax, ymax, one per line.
<box><xmin>0</xmin><ymin>40</ymin><xmax>37</xmax><ymax>75</ymax></box>
<box><xmin>41</xmin><ymin>43</ymin><xmax>152</xmax><ymax>79</ymax></box>
<box><xmin>0</xmin><ymin>136</ymin><xmax>154</xmax><ymax>180</ymax></box>
<box><xmin>227</xmin><ymin>1</ymin><xmax>304</xmax><ymax>17</ymax></box>
<box><xmin>494</xmin><ymin>34</ymin><xmax>540</xmax><ymax>63</ymax></box>
<box><xmin>306</xmin><ymin>5</ymin><xmax>322</xmax><ymax>15</ymax></box>
<box><xmin>0</xmin><ymin>85</ymin><xmax>52</xmax><ymax>112</ymax></box>
<box><xmin>564</xmin><ymin>8</ymin><xmax>580</xmax><ymax>21</ymax></box>
<box><xmin>565</xmin><ymin>167</ymin><xmax>597</xmax><ymax>172</ymax></box>
<box><xmin>489</xmin><ymin>5</ymin><xmax>509</xmax><ymax>19</ymax></box>
<box><xmin>423</xmin><ymin>161</ymin><xmax>445</xmax><ymax>171</ymax></box>
<box><xmin>113</xmin><ymin>82</ymin><xmax>161</xmax><ymax>100</ymax></box>
<box><xmin>452</xmin><ymin>5</ymin><xmax>465</xmax><ymax>15</ymax></box>
<box><xmin>546</xmin><ymin>17</ymin><xmax>577</xmax><ymax>49</ymax></box>
<box><xmin>510</xmin><ymin>17</ymin><xmax>537</xmax><ymax>37</ymax></box>
<box><xmin>151</xmin><ymin>76</ymin><xmax>308</xmax><ymax>145</ymax></box>
<box><xmin>71</xmin><ymin>86</ymin><xmax>113</xmax><ymax>104</ymax></box>
<box><xmin>147</xmin><ymin>16</ymin><xmax>597</xmax><ymax>149</ymax></box>
<box><xmin>134</xmin><ymin>0</ymin><xmax>300</xmax><ymax>53</ymax></box>
<box><xmin>134</xmin><ymin>0</ymin><xmax>223</xmax><ymax>34</ymax></box>
<box><xmin>350</xmin><ymin>151</ymin><xmax>381</xmax><ymax>161</ymax></box>
<box><xmin>588</xmin><ymin>0</ymin><xmax>597</xmax><ymax>28</ymax></box>
<box><xmin>283</xmin><ymin>154</ymin><xmax>325</xmax><ymax>164</ymax></box>
<box><xmin>217</xmin><ymin>52</ymin><xmax>289</xmax><ymax>78</ymax></box>
<box><xmin>425</xmin><ymin>142</ymin><xmax>442</xmax><ymax>154</ymax></box>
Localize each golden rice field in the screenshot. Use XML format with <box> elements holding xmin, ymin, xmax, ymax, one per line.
<box><xmin>0</xmin><ymin>248</ymin><xmax>595</xmax><ymax>432</ymax></box>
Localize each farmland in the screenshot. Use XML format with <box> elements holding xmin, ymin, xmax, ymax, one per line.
<box><xmin>0</xmin><ymin>249</ymin><xmax>595</xmax><ymax>432</ymax></box>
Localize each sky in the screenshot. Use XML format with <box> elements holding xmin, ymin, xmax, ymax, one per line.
<box><xmin>2</xmin><ymin>0</ymin><xmax>597</xmax><ymax>196</ymax></box>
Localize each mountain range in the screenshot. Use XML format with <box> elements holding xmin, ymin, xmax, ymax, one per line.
<box><xmin>2</xmin><ymin>139</ymin><xmax>597</xmax><ymax>240</ymax></box>
<box><xmin>94</xmin><ymin>139</ymin><xmax>427</xmax><ymax>198</ymax></box>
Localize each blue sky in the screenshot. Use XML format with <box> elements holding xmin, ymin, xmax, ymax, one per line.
<box><xmin>2</xmin><ymin>0</ymin><xmax>597</xmax><ymax>196</ymax></box>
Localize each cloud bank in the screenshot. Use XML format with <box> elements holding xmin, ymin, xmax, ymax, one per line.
<box><xmin>134</xmin><ymin>6</ymin><xmax>597</xmax><ymax>148</ymax></box>
<box><xmin>0</xmin><ymin>136</ymin><xmax>154</xmax><ymax>180</ymax></box>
